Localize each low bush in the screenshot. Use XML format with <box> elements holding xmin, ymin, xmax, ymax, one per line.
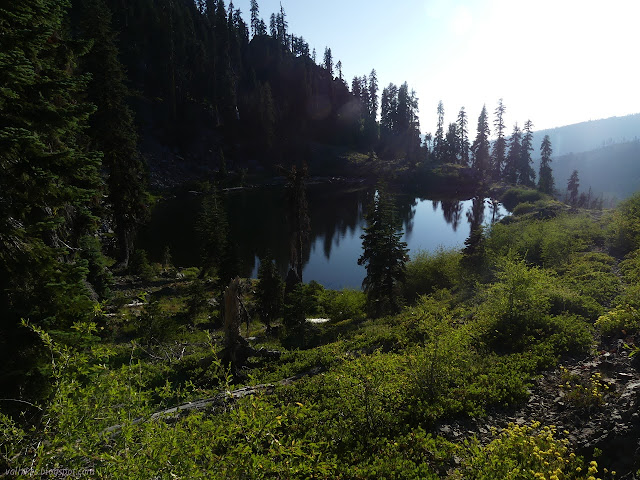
<box><xmin>453</xmin><ymin>422</ymin><xmax>611</xmax><ymax>480</ymax></box>
<box><xmin>318</xmin><ymin>288</ymin><xmax>366</xmax><ymax>322</ymax></box>
<box><xmin>607</xmin><ymin>191</ymin><xmax>640</xmax><ymax>255</ymax></box>
<box><xmin>500</xmin><ymin>186</ymin><xmax>547</xmax><ymax>211</ymax></box>
<box><xmin>596</xmin><ymin>284</ymin><xmax>640</xmax><ymax>336</ymax></box>
<box><xmin>487</xmin><ymin>214</ymin><xmax>602</xmax><ymax>269</ymax></box>
<box><xmin>402</xmin><ymin>248</ymin><xmax>462</xmax><ymax>302</ymax></box>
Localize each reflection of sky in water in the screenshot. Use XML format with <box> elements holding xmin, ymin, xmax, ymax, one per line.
<box><xmin>140</xmin><ymin>188</ymin><xmax>507</xmax><ymax>291</ymax></box>
<box><xmin>257</xmin><ymin>197</ymin><xmax>508</xmax><ymax>290</ymax></box>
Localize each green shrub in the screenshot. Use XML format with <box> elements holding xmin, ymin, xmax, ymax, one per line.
<box><xmin>596</xmin><ymin>285</ymin><xmax>640</xmax><ymax>336</ymax></box>
<box><xmin>283</xmin><ymin>281</ymin><xmax>325</xmax><ymax>327</ymax></box>
<box><xmin>607</xmin><ymin>191</ymin><xmax>640</xmax><ymax>254</ymax></box>
<box><xmin>129</xmin><ymin>249</ymin><xmax>155</xmax><ymax>282</ymax></box>
<box><xmin>78</xmin><ymin>235</ymin><xmax>113</xmax><ymax>299</ymax></box>
<box><xmin>453</xmin><ymin>422</ymin><xmax>610</xmax><ymax>480</ymax></box>
<box><xmin>501</xmin><ymin>186</ymin><xmax>546</xmax><ymax>211</ymax></box>
<box><xmin>512</xmin><ymin>201</ymin><xmax>537</xmax><ymax>215</ymax></box>
<box><xmin>180</xmin><ymin>266</ymin><xmax>201</xmax><ymax>280</ymax></box>
<box><xmin>619</xmin><ymin>250</ymin><xmax>640</xmax><ymax>283</ymax></box>
<box><xmin>402</xmin><ymin>248</ymin><xmax>461</xmax><ymax>302</ymax></box>
<box><xmin>487</xmin><ymin>215</ymin><xmax>601</xmax><ymax>269</ymax></box>
<box><xmin>562</xmin><ymin>253</ymin><xmax>621</xmax><ymax>306</ymax></box>
<box><xmin>136</xmin><ymin>299</ymin><xmax>173</xmax><ymax>342</ymax></box>
<box><xmin>547</xmin><ymin>285</ymin><xmax>604</xmax><ymax>321</ymax></box>
<box><xmin>319</xmin><ymin>288</ymin><xmax>366</xmax><ymax>322</ymax></box>
<box><xmin>478</xmin><ymin>257</ymin><xmax>592</xmax><ymax>355</ymax></box>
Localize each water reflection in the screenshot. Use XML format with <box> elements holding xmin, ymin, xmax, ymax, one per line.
<box><xmin>440</xmin><ymin>199</ymin><xmax>463</xmax><ymax>232</ymax></box>
<box><xmin>138</xmin><ymin>184</ymin><xmax>508</xmax><ymax>289</ymax></box>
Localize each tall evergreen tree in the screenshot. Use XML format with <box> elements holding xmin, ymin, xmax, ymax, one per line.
<box><xmin>74</xmin><ymin>0</ymin><xmax>149</xmax><ymax>268</ymax></box>
<box><xmin>336</xmin><ymin>60</ymin><xmax>343</xmax><ymax>81</ymax></box>
<box><xmin>256</xmin><ymin>254</ymin><xmax>283</xmax><ymax>332</ymax></box>
<box><xmin>444</xmin><ymin>123</ymin><xmax>459</xmax><ymax>163</ymax></box>
<box><xmin>538</xmin><ymin>135</ymin><xmax>554</xmax><ymax>194</ymax></box>
<box><xmin>363</xmin><ymin>69</ymin><xmax>379</xmax><ymax>147</ymax></box>
<box><xmin>249</xmin><ymin>0</ymin><xmax>260</xmax><ymax>37</ymax></box>
<box><xmin>457</xmin><ymin>107</ymin><xmax>469</xmax><ymax>165</ymax></box>
<box><xmin>0</xmin><ymin>0</ymin><xmax>102</xmax><ymax>395</ymax></box>
<box><xmin>471</xmin><ymin>105</ymin><xmax>491</xmax><ymax>178</ymax></box>
<box><xmin>491</xmin><ymin>99</ymin><xmax>507</xmax><ymax>179</ymax></box>
<box><xmin>368</xmin><ymin>69</ymin><xmax>379</xmax><ymax>121</ymax></box>
<box><xmin>518</xmin><ymin>119</ymin><xmax>536</xmax><ymax>186</ymax></box>
<box><xmin>197</xmin><ymin>186</ymin><xmax>230</xmax><ymax>280</ymax></box>
<box><xmin>434</xmin><ymin>100</ymin><xmax>445</xmax><ymax>163</ymax></box>
<box><xmin>380</xmin><ymin>83</ymin><xmax>398</xmax><ymax>148</ymax></box>
<box><xmin>358</xmin><ymin>185</ymin><xmax>408</xmax><ymax>317</ymax></box>
<box><xmin>567</xmin><ymin>170</ymin><xmax>580</xmax><ymax>205</ymax></box>
<box><xmin>323</xmin><ymin>47</ymin><xmax>333</xmax><ymax>77</ymax></box>
<box><xmin>282</xmin><ymin>163</ymin><xmax>311</xmax><ymax>283</ymax></box>
<box><xmin>504</xmin><ymin>124</ymin><xmax>522</xmax><ymax>184</ymax></box>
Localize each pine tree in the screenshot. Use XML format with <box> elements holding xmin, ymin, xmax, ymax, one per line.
<box><xmin>538</xmin><ymin>135</ymin><xmax>554</xmax><ymax>194</ymax></box>
<box><xmin>519</xmin><ymin>119</ymin><xmax>536</xmax><ymax>186</ymax></box>
<box><xmin>444</xmin><ymin>123</ymin><xmax>459</xmax><ymax>163</ymax></box>
<box><xmin>250</xmin><ymin>0</ymin><xmax>260</xmax><ymax>37</ymax></box>
<box><xmin>567</xmin><ymin>170</ymin><xmax>580</xmax><ymax>205</ymax></box>
<box><xmin>358</xmin><ymin>184</ymin><xmax>408</xmax><ymax>317</ymax></box>
<box><xmin>0</xmin><ymin>0</ymin><xmax>102</xmax><ymax>395</ymax></box>
<box><xmin>363</xmin><ymin>69</ymin><xmax>379</xmax><ymax>147</ymax></box>
<box><xmin>380</xmin><ymin>83</ymin><xmax>398</xmax><ymax>149</ymax></box>
<box><xmin>323</xmin><ymin>47</ymin><xmax>333</xmax><ymax>77</ymax></box>
<box><xmin>197</xmin><ymin>186</ymin><xmax>230</xmax><ymax>280</ymax></box>
<box><xmin>457</xmin><ymin>107</ymin><xmax>469</xmax><ymax>165</ymax></box>
<box><xmin>282</xmin><ymin>163</ymin><xmax>311</xmax><ymax>283</ymax></box>
<box><xmin>74</xmin><ymin>0</ymin><xmax>149</xmax><ymax>268</ymax></box>
<box><xmin>491</xmin><ymin>99</ymin><xmax>507</xmax><ymax>179</ymax></box>
<box><xmin>434</xmin><ymin>100</ymin><xmax>445</xmax><ymax>163</ymax></box>
<box><xmin>256</xmin><ymin>254</ymin><xmax>284</xmax><ymax>331</ymax></box>
<box><xmin>504</xmin><ymin>123</ymin><xmax>522</xmax><ymax>184</ymax></box>
<box><xmin>471</xmin><ymin>105</ymin><xmax>491</xmax><ymax>178</ymax></box>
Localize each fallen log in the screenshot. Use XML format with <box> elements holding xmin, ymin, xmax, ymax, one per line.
<box><xmin>103</xmin><ymin>366</ymin><xmax>324</xmax><ymax>436</ymax></box>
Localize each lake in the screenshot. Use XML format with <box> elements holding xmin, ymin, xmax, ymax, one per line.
<box><xmin>138</xmin><ymin>183</ymin><xmax>508</xmax><ymax>289</ymax></box>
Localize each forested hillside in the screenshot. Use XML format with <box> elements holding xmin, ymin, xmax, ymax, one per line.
<box><xmin>536</xmin><ymin>140</ymin><xmax>640</xmax><ymax>200</ymax></box>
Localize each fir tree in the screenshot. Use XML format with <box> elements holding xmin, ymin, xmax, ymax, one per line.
<box><xmin>457</xmin><ymin>107</ymin><xmax>469</xmax><ymax>165</ymax></box>
<box><xmin>538</xmin><ymin>135</ymin><xmax>554</xmax><ymax>194</ymax></box>
<box><xmin>74</xmin><ymin>0</ymin><xmax>149</xmax><ymax>268</ymax></box>
<box><xmin>504</xmin><ymin>124</ymin><xmax>522</xmax><ymax>184</ymax></box>
<box><xmin>256</xmin><ymin>254</ymin><xmax>284</xmax><ymax>332</ymax></box>
<box><xmin>491</xmin><ymin>99</ymin><xmax>507</xmax><ymax>179</ymax></box>
<box><xmin>358</xmin><ymin>184</ymin><xmax>408</xmax><ymax>317</ymax></box>
<box><xmin>444</xmin><ymin>123</ymin><xmax>459</xmax><ymax>163</ymax></box>
<box><xmin>0</xmin><ymin>0</ymin><xmax>102</xmax><ymax>396</ymax></box>
<box><xmin>471</xmin><ymin>105</ymin><xmax>491</xmax><ymax>178</ymax></box>
<box><xmin>567</xmin><ymin>170</ymin><xmax>580</xmax><ymax>205</ymax></box>
<box><xmin>323</xmin><ymin>47</ymin><xmax>333</xmax><ymax>76</ymax></box>
<box><xmin>282</xmin><ymin>163</ymin><xmax>311</xmax><ymax>283</ymax></box>
<box><xmin>518</xmin><ymin>120</ymin><xmax>536</xmax><ymax>186</ymax></box>
<box><xmin>249</xmin><ymin>0</ymin><xmax>260</xmax><ymax>37</ymax></box>
<box><xmin>434</xmin><ymin>100</ymin><xmax>445</xmax><ymax>163</ymax></box>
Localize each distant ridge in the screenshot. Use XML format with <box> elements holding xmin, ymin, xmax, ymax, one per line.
<box><xmin>532</xmin><ymin>113</ymin><xmax>640</xmax><ymax>158</ymax></box>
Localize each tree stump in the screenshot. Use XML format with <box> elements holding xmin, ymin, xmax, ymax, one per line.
<box><xmin>222</xmin><ymin>277</ymin><xmax>250</xmax><ymax>371</ymax></box>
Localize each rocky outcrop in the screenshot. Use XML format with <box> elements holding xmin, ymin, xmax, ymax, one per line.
<box><xmin>437</xmin><ymin>341</ymin><xmax>640</xmax><ymax>478</ymax></box>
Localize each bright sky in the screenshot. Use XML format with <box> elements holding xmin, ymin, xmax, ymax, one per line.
<box><xmin>234</xmin><ymin>0</ymin><xmax>640</xmax><ymax>134</ymax></box>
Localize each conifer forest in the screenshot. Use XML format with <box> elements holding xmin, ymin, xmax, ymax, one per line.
<box><xmin>2</xmin><ymin>1</ymin><xmax>640</xmax><ymax>478</ymax></box>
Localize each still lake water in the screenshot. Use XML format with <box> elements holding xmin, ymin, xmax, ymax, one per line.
<box><xmin>139</xmin><ymin>184</ymin><xmax>508</xmax><ymax>289</ymax></box>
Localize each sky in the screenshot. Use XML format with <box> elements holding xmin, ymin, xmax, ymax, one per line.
<box><xmin>233</xmin><ymin>0</ymin><xmax>640</xmax><ymax>135</ymax></box>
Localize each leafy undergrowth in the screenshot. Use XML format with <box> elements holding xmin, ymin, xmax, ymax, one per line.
<box><xmin>5</xmin><ymin>194</ymin><xmax>640</xmax><ymax>478</ymax></box>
